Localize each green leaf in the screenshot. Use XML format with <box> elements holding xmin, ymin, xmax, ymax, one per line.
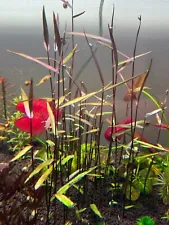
<box><xmin>64</xmin><ymin>221</ymin><xmax>73</xmax><ymax>225</ymax></box>
<box><xmin>11</xmin><ymin>145</ymin><xmax>32</xmax><ymax>162</ymax></box>
<box><xmin>61</xmin><ymin>155</ymin><xmax>74</xmax><ymax>165</ymax></box>
<box><xmin>54</xmin><ymin>193</ymin><xmax>76</xmax><ymax>208</ymax></box>
<box><xmin>126</xmin><ymin>185</ymin><xmax>140</xmax><ymax>201</ymax></box>
<box><xmin>63</xmin><ymin>45</ymin><xmax>77</xmax><ymax>64</ymax></box>
<box><xmin>25</xmin><ymin>159</ymin><xmax>53</xmax><ymax>183</ymax></box>
<box><xmin>36</xmin><ymin>74</ymin><xmax>51</xmax><ymax>86</ymax></box>
<box><xmin>57</xmin><ymin>167</ymin><xmax>97</xmax><ymax>194</ymax></box>
<box><xmin>66</xmin><ymin>114</ymin><xmax>93</xmax><ymax>127</ymax></box>
<box><xmin>124</xmin><ymin>205</ymin><xmax>135</xmax><ymax>210</ymax></box>
<box><xmin>60</xmin><ymin>91</ymin><xmax>97</xmax><ymax>108</ymax></box>
<box><xmin>35</xmin><ymin>165</ymin><xmax>53</xmax><ymax>190</ymax></box>
<box><xmin>46</xmin><ymin>140</ymin><xmax>55</xmax><ymax>147</ymax></box>
<box><xmin>90</xmin><ymin>203</ymin><xmax>102</xmax><ymax>218</ymax></box>
<box><xmin>81</xmin><ymin>128</ymin><xmax>99</xmax><ymax>135</ymax></box>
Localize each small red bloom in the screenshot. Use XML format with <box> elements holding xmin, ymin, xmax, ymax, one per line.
<box><xmin>15</xmin><ymin>99</ymin><xmax>61</xmax><ymax>135</ymax></box>
<box><xmin>104</xmin><ymin>117</ymin><xmax>132</xmax><ymax>142</ymax></box>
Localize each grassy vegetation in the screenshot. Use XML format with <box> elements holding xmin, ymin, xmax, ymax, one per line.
<box><xmin>0</xmin><ymin>1</ymin><xmax>169</xmax><ymax>224</ymax></box>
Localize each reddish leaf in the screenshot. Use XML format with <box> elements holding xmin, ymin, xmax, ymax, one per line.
<box><xmin>124</xmin><ymin>72</ymin><xmax>147</xmax><ymax>102</ymax></box>
<box><xmin>134</xmin><ymin>131</ymin><xmax>155</xmax><ymax>153</ymax></box>
<box><xmin>153</xmin><ymin>123</ymin><xmax>169</xmax><ymax>130</ymax></box>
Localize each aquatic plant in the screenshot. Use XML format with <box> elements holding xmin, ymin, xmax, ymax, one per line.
<box><xmin>0</xmin><ymin>0</ymin><xmax>168</xmax><ymax>224</ymax></box>
<box><xmin>136</xmin><ymin>216</ymin><xmax>155</xmax><ymax>225</ymax></box>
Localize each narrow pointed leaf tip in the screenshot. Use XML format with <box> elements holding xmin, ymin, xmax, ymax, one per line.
<box><xmin>55</xmin><ymin>193</ymin><xmax>76</xmax><ymax>208</ymax></box>
<box><xmin>53</xmin><ymin>12</ymin><xmax>61</xmax><ymax>55</ymax></box>
<box><xmin>7</xmin><ymin>50</ymin><xmax>59</xmax><ymax>74</ymax></box>
<box><xmin>42</xmin><ymin>6</ymin><xmax>49</xmax><ymax>51</ymax></box>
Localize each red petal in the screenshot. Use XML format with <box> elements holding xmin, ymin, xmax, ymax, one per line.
<box><xmin>121</xmin><ymin>116</ymin><xmax>133</xmax><ymax>125</ymax></box>
<box><xmin>16</xmin><ymin>101</ymin><xmax>26</xmax><ymax>113</ymax></box>
<box><xmin>104</xmin><ymin>127</ymin><xmax>124</xmax><ymax>142</ymax></box>
<box><xmin>15</xmin><ymin>116</ymin><xmax>46</xmax><ymax>135</ymax></box>
<box><xmin>16</xmin><ymin>99</ymin><xmax>47</xmax><ymax>112</ymax></box>
<box><xmin>104</xmin><ymin>127</ymin><xmax>113</xmax><ymax>141</ymax></box>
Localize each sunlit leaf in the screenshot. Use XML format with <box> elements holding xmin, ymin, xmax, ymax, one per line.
<box><xmin>63</xmin><ymin>45</ymin><xmax>77</xmax><ymax>64</ymax></box>
<box><xmin>155</xmin><ymin>113</ymin><xmax>161</xmax><ymax>125</ymax></box>
<box><xmin>65</xmin><ymin>137</ymin><xmax>79</xmax><ymax>142</ymax></box>
<box><xmin>135</xmin><ymin>140</ymin><xmax>166</xmax><ymax>151</ymax></box>
<box><xmin>21</xmin><ymin>88</ymin><xmax>33</xmax><ymax>118</ymax></box>
<box><xmin>60</xmin><ymin>91</ymin><xmax>97</xmax><ymax>108</ymax></box>
<box><xmin>55</xmin><ymin>94</ymin><xmax>69</xmax><ymax>107</ymax></box>
<box><xmin>46</xmin><ymin>140</ymin><xmax>55</xmax><ymax>147</ymax></box>
<box><xmin>0</xmin><ymin>126</ymin><xmax>6</xmax><ymax>131</ymax></box>
<box><xmin>61</xmin><ymin>155</ymin><xmax>74</xmax><ymax>165</ymax></box>
<box><xmin>54</xmin><ymin>193</ymin><xmax>76</xmax><ymax>208</ymax></box>
<box><xmin>36</xmin><ymin>74</ymin><xmax>51</xmax><ymax>86</ymax></box>
<box><xmin>64</xmin><ymin>221</ymin><xmax>73</xmax><ymax>225</ymax></box>
<box><xmin>11</xmin><ymin>145</ymin><xmax>32</xmax><ymax>162</ymax></box>
<box><xmin>126</xmin><ymin>185</ymin><xmax>140</xmax><ymax>201</ymax></box>
<box><xmin>66</xmin><ymin>114</ymin><xmax>93</xmax><ymax>127</ymax></box>
<box><xmin>57</xmin><ymin>167</ymin><xmax>97</xmax><ymax>194</ymax></box>
<box><xmin>90</xmin><ymin>204</ymin><xmax>102</xmax><ymax>218</ymax></box>
<box><xmin>47</xmin><ymin>102</ymin><xmax>57</xmax><ymax>135</ymax></box>
<box><xmin>35</xmin><ymin>165</ymin><xmax>53</xmax><ymax>190</ymax></box>
<box><xmin>0</xmin><ymin>136</ymin><xmax>7</xmax><ymax>140</ymax></box>
<box><xmin>79</xmin><ymin>102</ymin><xmax>110</xmax><ymax>106</ymax></box>
<box><xmin>81</xmin><ymin>128</ymin><xmax>99</xmax><ymax>135</ymax></box>
<box><xmin>25</xmin><ymin>159</ymin><xmax>54</xmax><ymax>183</ymax></box>
<box><xmin>124</xmin><ymin>205</ymin><xmax>135</xmax><ymax>210</ymax></box>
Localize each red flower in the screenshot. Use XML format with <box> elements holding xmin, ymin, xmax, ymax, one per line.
<box><xmin>104</xmin><ymin>117</ymin><xmax>132</xmax><ymax>141</ymax></box>
<box><xmin>15</xmin><ymin>99</ymin><xmax>61</xmax><ymax>135</ymax></box>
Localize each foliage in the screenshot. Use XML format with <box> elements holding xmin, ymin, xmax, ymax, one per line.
<box><xmin>136</xmin><ymin>216</ymin><xmax>155</xmax><ymax>225</ymax></box>
<box><xmin>0</xmin><ymin>1</ymin><xmax>169</xmax><ymax>224</ymax></box>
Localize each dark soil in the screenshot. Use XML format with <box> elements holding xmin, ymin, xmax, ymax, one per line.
<box><xmin>0</xmin><ymin>147</ymin><xmax>168</xmax><ymax>225</ymax></box>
